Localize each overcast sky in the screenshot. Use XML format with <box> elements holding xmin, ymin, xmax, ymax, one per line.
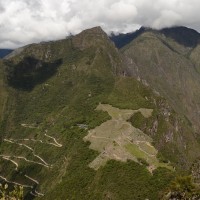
<box><xmin>0</xmin><ymin>0</ymin><xmax>200</xmax><ymax>48</ymax></box>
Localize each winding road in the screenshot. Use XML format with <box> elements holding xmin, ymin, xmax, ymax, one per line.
<box><xmin>0</xmin><ymin>132</ymin><xmax>63</xmax><ymax>197</ymax></box>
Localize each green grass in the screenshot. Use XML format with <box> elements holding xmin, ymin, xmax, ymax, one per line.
<box><xmin>138</xmin><ymin>142</ymin><xmax>157</xmax><ymax>155</ymax></box>
<box><xmin>126</xmin><ymin>143</ymin><xmax>149</xmax><ymax>160</ymax></box>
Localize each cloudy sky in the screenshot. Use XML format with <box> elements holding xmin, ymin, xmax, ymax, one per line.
<box><xmin>0</xmin><ymin>0</ymin><xmax>200</xmax><ymax>48</ymax></box>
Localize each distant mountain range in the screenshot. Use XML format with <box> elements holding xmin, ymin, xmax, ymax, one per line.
<box><xmin>0</xmin><ymin>26</ymin><xmax>200</xmax><ymax>199</ymax></box>
<box><xmin>112</xmin><ymin>26</ymin><xmax>200</xmax><ymax>132</ymax></box>
<box><xmin>0</xmin><ymin>49</ymin><xmax>13</xmax><ymax>58</ymax></box>
<box><xmin>110</xmin><ymin>26</ymin><xmax>200</xmax><ymax>48</ymax></box>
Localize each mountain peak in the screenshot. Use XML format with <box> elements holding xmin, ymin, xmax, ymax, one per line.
<box><xmin>160</xmin><ymin>26</ymin><xmax>200</xmax><ymax>47</ymax></box>
<box><xmin>111</xmin><ymin>26</ymin><xmax>200</xmax><ymax>49</ymax></box>
<box><xmin>5</xmin><ymin>26</ymin><xmax>110</xmax><ymax>63</ymax></box>
<box><xmin>72</xmin><ymin>26</ymin><xmax>110</xmax><ymax>50</ymax></box>
<box><xmin>75</xmin><ymin>26</ymin><xmax>107</xmax><ymax>39</ymax></box>
<box><xmin>81</xmin><ymin>26</ymin><xmax>105</xmax><ymax>34</ymax></box>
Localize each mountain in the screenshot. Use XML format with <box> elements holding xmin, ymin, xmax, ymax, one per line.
<box><xmin>109</xmin><ymin>27</ymin><xmax>147</xmax><ymax>48</ymax></box>
<box><xmin>160</xmin><ymin>26</ymin><xmax>200</xmax><ymax>47</ymax></box>
<box><xmin>0</xmin><ymin>26</ymin><xmax>200</xmax><ymax>199</ymax></box>
<box><xmin>0</xmin><ymin>49</ymin><xmax>13</xmax><ymax>59</ymax></box>
<box><xmin>116</xmin><ymin>27</ymin><xmax>200</xmax><ymax>133</ymax></box>
<box><xmin>110</xmin><ymin>26</ymin><xmax>200</xmax><ymax>49</ymax></box>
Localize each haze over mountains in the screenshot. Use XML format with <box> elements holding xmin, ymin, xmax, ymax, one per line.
<box><xmin>0</xmin><ymin>49</ymin><xmax>13</xmax><ymax>59</ymax></box>
<box><xmin>0</xmin><ymin>25</ymin><xmax>200</xmax><ymax>199</ymax></box>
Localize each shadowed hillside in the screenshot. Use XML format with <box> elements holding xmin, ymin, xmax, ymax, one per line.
<box><xmin>111</xmin><ymin>26</ymin><xmax>200</xmax><ymax>49</ymax></box>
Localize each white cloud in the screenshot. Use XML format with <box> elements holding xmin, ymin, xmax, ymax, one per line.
<box><xmin>0</xmin><ymin>0</ymin><xmax>200</xmax><ymax>48</ymax></box>
<box><xmin>106</xmin><ymin>1</ymin><xmax>138</xmax><ymax>22</ymax></box>
<box><xmin>152</xmin><ymin>10</ymin><xmax>182</xmax><ymax>28</ymax></box>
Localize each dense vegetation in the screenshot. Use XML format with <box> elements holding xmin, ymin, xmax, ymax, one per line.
<box><xmin>0</xmin><ymin>184</ymin><xmax>23</xmax><ymax>200</ymax></box>
<box><xmin>161</xmin><ymin>176</ymin><xmax>200</xmax><ymax>199</ymax></box>
<box><xmin>0</xmin><ymin>27</ymin><xmax>199</xmax><ymax>199</ymax></box>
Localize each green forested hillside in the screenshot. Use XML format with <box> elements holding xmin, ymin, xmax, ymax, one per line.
<box><xmin>0</xmin><ymin>27</ymin><xmax>199</xmax><ymax>199</ymax></box>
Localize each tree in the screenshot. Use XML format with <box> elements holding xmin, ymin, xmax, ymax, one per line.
<box><xmin>0</xmin><ymin>184</ymin><xmax>23</xmax><ymax>200</ymax></box>
<box><xmin>161</xmin><ymin>176</ymin><xmax>200</xmax><ymax>200</ymax></box>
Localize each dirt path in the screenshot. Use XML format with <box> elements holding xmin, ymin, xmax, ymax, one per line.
<box><xmin>15</xmin><ymin>155</ymin><xmax>50</xmax><ymax>167</ymax></box>
<box><xmin>33</xmin><ymin>190</ymin><xmax>44</xmax><ymax>197</ymax></box>
<box><xmin>3</xmin><ymin>139</ymin><xmax>50</xmax><ymax>167</ymax></box>
<box><xmin>21</xmin><ymin>124</ymin><xmax>37</xmax><ymax>129</ymax></box>
<box><xmin>0</xmin><ymin>157</ymin><xmax>40</xmax><ymax>185</ymax></box>
<box><xmin>0</xmin><ymin>175</ymin><xmax>44</xmax><ymax>197</ymax></box>
<box><xmin>33</xmin><ymin>154</ymin><xmax>49</xmax><ymax>166</ymax></box>
<box><xmin>0</xmin><ymin>176</ymin><xmax>32</xmax><ymax>188</ymax></box>
<box><xmin>1</xmin><ymin>130</ymin><xmax>62</xmax><ymax>196</ymax></box>
<box><xmin>0</xmin><ymin>155</ymin><xmax>42</xmax><ymax>195</ymax></box>
<box><xmin>0</xmin><ymin>155</ymin><xmax>18</xmax><ymax>170</ymax></box>
<box><xmin>24</xmin><ymin>175</ymin><xmax>39</xmax><ymax>184</ymax></box>
<box><xmin>91</xmin><ymin>135</ymin><xmax>112</xmax><ymax>140</ymax></box>
<box><xmin>44</xmin><ymin>133</ymin><xmax>62</xmax><ymax>147</ymax></box>
<box><xmin>4</xmin><ymin>139</ymin><xmax>14</xmax><ymax>144</ymax></box>
<box><xmin>4</xmin><ymin>139</ymin><xmax>33</xmax><ymax>151</ymax></box>
<box><xmin>6</xmin><ymin>135</ymin><xmax>63</xmax><ymax>148</ymax></box>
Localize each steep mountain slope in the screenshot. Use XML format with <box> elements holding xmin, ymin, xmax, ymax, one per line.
<box><xmin>109</xmin><ymin>27</ymin><xmax>146</xmax><ymax>48</ymax></box>
<box><xmin>190</xmin><ymin>44</ymin><xmax>200</xmax><ymax>73</ymax></box>
<box><xmin>121</xmin><ymin>27</ymin><xmax>200</xmax><ymax>134</ymax></box>
<box><xmin>0</xmin><ymin>27</ymin><xmax>200</xmax><ymax>199</ymax></box>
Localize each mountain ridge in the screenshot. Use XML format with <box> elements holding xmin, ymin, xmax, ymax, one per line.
<box><xmin>110</xmin><ymin>26</ymin><xmax>200</xmax><ymax>49</ymax></box>
<box><xmin>0</xmin><ymin>26</ymin><xmax>200</xmax><ymax>199</ymax></box>
<box><xmin>120</xmin><ymin>26</ymin><xmax>200</xmax><ymax>133</ymax></box>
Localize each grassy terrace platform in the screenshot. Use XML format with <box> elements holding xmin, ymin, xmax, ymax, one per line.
<box><xmin>84</xmin><ymin>104</ymin><xmax>172</xmax><ymax>171</ymax></box>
